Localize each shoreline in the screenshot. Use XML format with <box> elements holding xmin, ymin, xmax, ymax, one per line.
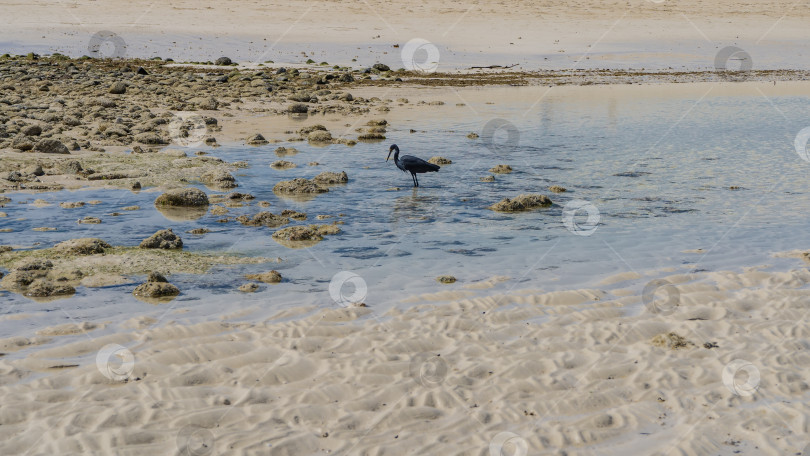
<box><xmin>1</xmin><ymin>55</ymin><xmax>809</xmax><ymax>163</ymax></box>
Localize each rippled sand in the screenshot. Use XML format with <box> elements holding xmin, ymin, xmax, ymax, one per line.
<box><xmin>2</xmin><ymin>255</ymin><xmax>809</xmax><ymax>455</ymax></box>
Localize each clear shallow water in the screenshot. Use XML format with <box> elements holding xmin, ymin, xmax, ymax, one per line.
<box><xmin>2</xmin><ymin>83</ymin><xmax>810</xmax><ymax>340</ymax></box>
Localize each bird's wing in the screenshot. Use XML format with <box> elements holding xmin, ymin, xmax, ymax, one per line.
<box><xmin>401</xmin><ymin>155</ymin><xmax>440</xmax><ymax>171</ymax></box>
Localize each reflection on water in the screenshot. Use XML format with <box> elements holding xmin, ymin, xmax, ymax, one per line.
<box><xmin>2</xmin><ymin>85</ymin><xmax>810</xmax><ymax>336</ymax></box>
<box><xmin>155</xmin><ymin>205</ymin><xmax>209</xmax><ymax>222</ymax></box>
<box><xmin>391</xmin><ymin>188</ymin><xmax>442</xmax><ymax>224</ymax></box>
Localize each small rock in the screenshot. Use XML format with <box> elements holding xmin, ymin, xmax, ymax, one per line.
<box><xmin>271</xmin><ymin>160</ymin><xmax>297</xmax><ymax>169</ymax></box>
<box><xmin>187</xmin><ymin>228</ymin><xmax>211</xmax><ymax>235</ymax></box>
<box><xmin>77</xmin><ymin>217</ymin><xmax>102</xmax><ymax>224</ymax></box>
<box><xmin>147</xmin><ymin>271</ymin><xmax>168</xmax><ymax>283</ymax></box>
<box><xmin>436</xmin><ymin>275</ymin><xmax>457</xmax><ymax>284</ymax></box>
<box><xmin>246</xmin><ymin>133</ymin><xmax>269</xmax><ymax>146</ymax></box>
<box><xmin>273</xmin><ymin>178</ymin><xmax>328</xmax><ymax>195</ymax></box>
<box><xmin>24</xmin><ymin>165</ymin><xmax>44</xmax><ymax>176</ymax></box>
<box><xmin>25</xmin><ymin>279</ymin><xmax>75</xmax><ymax>298</ymax></box>
<box><xmin>236</xmin><ymin>211</ymin><xmax>289</xmax><ymax>228</ymax></box>
<box><xmin>467</xmin><ymin>132</ymin><xmax>479</xmax><ymax>139</ymax></box>
<box><xmin>287</xmin><ymin>103</ymin><xmax>309</xmax><ymax>114</ymax></box>
<box><xmin>313</xmin><ymin>171</ymin><xmax>348</xmax><ymax>185</ymax></box>
<box><xmin>215</xmin><ymin>56</ymin><xmax>233</xmax><ymax>66</ymax></box>
<box><xmin>274</xmin><ymin>146</ymin><xmax>299</xmax><ymax>157</ymax></box>
<box><xmin>358</xmin><ymin>132</ymin><xmax>386</xmax><ymax>140</ymax></box>
<box><xmin>54</xmin><ymin>238</ymin><xmax>111</xmax><ymax>255</ymax></box>
<box><xmin>200</xmin><ymin>169</ymin><xmax>237</xmax><ymax>189</ymax></box>
<box><xmin>226</xmin><ymin>192</ymin><xmax>255</xmax><ymax>200</ymax></box>
<box><xmin>154</xmin><ymin>188</ymin><xmax>209</xmax><ymax>207</ymax></box>
<box><xmin>549</xmin><ymin>185</ymin><xmax>567</xmax><ymax>193</ymax></box>
<box><xmin>59</xmin><ymin>201</ymin><xmax>85</xmax><ymax>209</ymax></box>
<box><xmin>489</xmin><ymin>194</ymin><xmax>552</xmax><ymax>212</ymax></box>
<box><xmin>280</xmin><ymin>209</ymin><xmax>307</xmax><ymax>220</ymax></box>
<box><xmin>34</xmin><ymin>139</ymin><xmax>70</xmax><ymax>154</ymax></box>
<box><xmin>489</xmin><ymin>164</ymin><xmax>512</xmax><ymax>174</ymax></box>
<box><xmin>134</xmin><ymin>133</ymin><xmax>167</xmax><ymax>145</ymax></box>
<box><xmin>245</xmin><ymin>270</ymin><xmax>282</xmax><ymax>284</ymax></box>
<box><xmin>109</xmin><ymin>82</ymin><xmax>127</xmax><ymax>94</ymax></box>
<box><xmin>139</xmin><ymin>229</ymin><xmax>183</xmax><ymax>249</ymax></box>
<box><xmin>428</xmin><ymin>157</ymin><xmax>451</xmax><ymax>165</ymax></box>
<box><xmin>272</xmin><ymin>224</ymin><xmax>340</xmax><ymax>247</ymax></box>
<box><xmin>373</xmin><ymin>63</ymin><xmax>391</xmax><ymax>71</ymax></box>
<box><xmin>210</xmin><ymin>205</ymin><xmax>229</xmax><ymax>215</ymax></box>
<box><xmin>239</xmin><ymin>283</ymin><xmax>260</xmax><ymax>293</ymax></box>
<box><xmin>480</xmin><ymin>175</ymin><xmax>495</xmax><ymax>182</ymax></box>
<box><xmin>133</xmin><ymin>281</ymin><xmax>180</xmax><ymax>298</ymax></box>
<box><xmin>60</xmin><ymin>160</ymin><xmax>83</xmax><ymax>174</ymax></box>
<box><xmin>21</xmin><ymin>125</ymin><xmax>42</xmax><ymax>136</ymax></box>
<box><xmin>308</xmin><ymin>130</ymin><xmax>332</xmax><ymax>143</ymax></box>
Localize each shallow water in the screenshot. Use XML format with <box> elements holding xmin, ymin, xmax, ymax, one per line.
<box><xmin>2</xmin><ymin>83</ymin><xmax>810</xmax><ymax>341</ymax></box>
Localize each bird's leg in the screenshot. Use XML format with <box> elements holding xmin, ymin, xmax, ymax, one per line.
<box><xmin>414</xmin><ymin>173</ymin><xmax>419</xmax><ymax>187</ymax></box>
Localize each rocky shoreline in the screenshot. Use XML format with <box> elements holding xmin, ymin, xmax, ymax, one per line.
<box><xmin>2</xmin><ymin>53</ymin><xmax>808</xmax><ymax>302</ymax></box>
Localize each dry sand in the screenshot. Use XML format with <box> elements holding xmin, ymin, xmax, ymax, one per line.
<box><xmin>1</xmin><ymin>255</ymin><xmax>810</xmax><ymax>455</ymax></box>
<box><xmin>3</xmin><ymin>0</ymin><xmax>810</xmax><ymax>69</ymax></box>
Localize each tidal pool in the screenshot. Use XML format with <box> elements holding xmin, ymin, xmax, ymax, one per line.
<box><xmin>2</xmin><ymin>82</ymin><xmax>810</xmax><ymax>343</ymax></box>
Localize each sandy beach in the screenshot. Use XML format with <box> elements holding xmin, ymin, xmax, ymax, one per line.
<box><xmin>3</xmin><ymin>259</ymin><xmax>810</xmax><ymax>455</ymax></box>
<box><xmin>3</xmin><ymin>1</ymin><xmax>810</xmax><ymax>455</ymax></box>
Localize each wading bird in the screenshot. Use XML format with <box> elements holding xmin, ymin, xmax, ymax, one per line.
<box><xmin>386</xmin><ymin>144</ymin><xmax>440</xmax><ymax>187</ymax></box>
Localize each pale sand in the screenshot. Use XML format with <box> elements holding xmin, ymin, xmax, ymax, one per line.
<box><xmin>1</xmin><ymin>254</ymin><xmax>809</xmax><ymax>455</ymax></box>
<box><xmin>3</xmin><ymin>0</ymin><xmax>810</xmax><ymax>69</ymax></box>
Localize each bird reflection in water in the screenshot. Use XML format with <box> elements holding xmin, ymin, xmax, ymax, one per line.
<box><xmin>390</xmin><ymin>187</ymin><xmax>442</xmax><ymax>224</ymax></box>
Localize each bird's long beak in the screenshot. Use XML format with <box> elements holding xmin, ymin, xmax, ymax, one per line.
<box><xmin>386</xmin><ymin>150</ymin><xmax>392</xmax><ymax>161</ymax></box>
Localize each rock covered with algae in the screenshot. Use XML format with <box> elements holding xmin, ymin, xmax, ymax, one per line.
<box><xmin>271</xmin><ymin>224</ymin><xmax>340</xmax><ymax>248</ymax></box>
<box><xmin>488</xmin><ymin>194</ymin><xmax>552</xmax><ymax>212</ymax></box>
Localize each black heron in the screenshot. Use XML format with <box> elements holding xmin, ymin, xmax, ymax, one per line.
<box><xmin>386</xmin><ymin>144</ymin><xmax>440</xmax><ymax>187</ymax></box>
